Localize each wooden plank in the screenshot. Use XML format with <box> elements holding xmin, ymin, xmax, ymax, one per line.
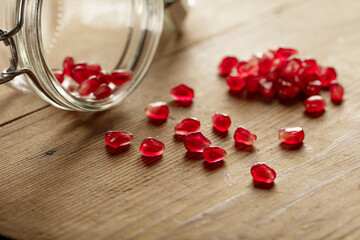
<box><xmin>1</xmin><ymin>0</ymin><xmax>360</xmax><ymax>239</ymax></box>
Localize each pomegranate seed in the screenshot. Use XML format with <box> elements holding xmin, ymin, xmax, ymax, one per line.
<box><xmin>140</xmin><ymin>138</ymin><xmax>165</xmax><ymax>157</ymax></box>
<box><xmin>304</xmin><ymin>80</ymin><xmax>322</xmax><ymax>96</ymax></box>
<box><xmin>77</xmin><ymin>76</ymin><xmax>102</xmax><ymax>96</ymax></box>
<box><xmin>302</xmin><ymin>59</ymin><xmax>319</xmax><ymax>74</ymax></box>
<box><xmin>94</xmin><ymin>83</ymin><xmax>112</xmax><ymax>99</ymax></box>
<box><xmin>97</xmin><ymin>72</ymin><xmax>112</xmax><ymax>85</ymax></box>
<box><xmin>170</xmin><ymin>84</ymin><xmax>194</xmax><ymax>102</ymax></box>
<box><xmin>320</xmin><ymin>67</ymin><xmax>337</xmax><ymax>87</ymax></box>
<box><xmin>304</xmin><ymin>95</ymin><xmax>326</xmax><ymax>113</ymax></box>
<box><xmin>279</xmin><ymin>127</ymin><xmax>305</xmax><ymax>144</ymax></box>
<box><xmin>105</xmin><ymin>131</ymin><xmax>134</xmax><ymax>148</ymax></box>
<box><xmin>174</xmin><ymin>118</ymin><xmax>200</xmax><ymax>136</ymax></box>
<box><xmin>218</xmin><ymin>56</ymin><xmax>238</xmax><ymax>76</ymax></box>
<box><xmin>275</xmin><ymin>48</ymin><xmax>299</xmax><ymax>61</ymax></box>
<box><xmin>251</xmin><ymin>163</ymin><xmax>276</xmax><ymax>185</ymax></box>
<box><xmin>234</xmin><ymin>126</ymin><xmax>257</xmax><ymax>146</ymax></box>
<box><xmin>245</xmin><ymin>75</ymin><xmax>263</xmax><ymax>93</ymax></box>
<box><xmin>145</xmin><ymin>102</ymin><xmax>170</xmax><ymax>120</ymax></box>
<box><xmin>258</xmin><ymin>54</ymin><xmax>274</xmax><ymax>74</ymax></box>
<box><xmin>63</xmin><ymin>57</ymin><xmax>75</xmax><ymax>76</ymax></box>
<box><xmin>53</xmin><ymin>69</ymin><xmax>64</xmax><ymax>83</ymax></box>
<box><xmin>87</xmin><ymin>64</ymin><xmax>102</xmax><ymax>76</ymax></box>
<box><xmin>212</xmin><ymin>113</ymin><xmax>231</xmax><ymax>132</ymax></box>
<box><xmin>226</xmin><ymin>74</ymin><xmax>245</xmax><ymax>91</ymax></box>
<box><xmin>280</xmin><ymin>58</ymin><xmax>302</xmax><ymax>77</ymax></box>
<box><xmin>237</xmin><ymin>60</ymin><xmax>259</xmax><ymax>78</ymax></box>
<box><xmin>277</xmin><ymin>81</ymin><xmax>300</xmax><ymax>99</ymax></box>
<box><xmin>329</xmin><ymin>83</ymin><xmax>344</xmax><ymax>104</ymax></box>
<box><xmin>203</xmin><ymin>147</ymin><xmax>227</xmax><ymax>163</ymax></box>
<box><xmin>259</xmin><ymin>80</ymin><xmax>276</xmax><ymax>98</ymax></box>
<box><xmin>72</xmin><ymin>66</ymin><xmax>91</xmax><ymax>84</ymax></box>
<box><xmin>184</xmin><ymin>132</ymin><xmax>211</xmax><ymax>152</ymax></box>
<box><xmin>111</xmin><ymin>69</ymin><xmax>133</xmax><ymax>86</ymax></box>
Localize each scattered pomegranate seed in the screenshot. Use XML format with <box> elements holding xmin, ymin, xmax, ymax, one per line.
<box><xmin>184</xmin><ymin>132</ymin><xmax>211</xmax><ymax>152</ymax></box>
<box><xmin>329</xmin><ymin>83</ymin><xmax>344</xmax><ymax>104</ymax></box>
<box><xmin>277</xmin><ymin>81</ymin><xmax>300</xmax><ymax>100</ymax></box>
<box><xmin>145</xmin><ymin>102</ymin><xmax>170</xmax><ymax>120</ymax></box>
<box><xmin>304</xmin><ymin>80</ymin><xmax>322</xmax><ymax>96</ymax></box>
<box><xmin>111</xmin><ymin>69</ymin><xmax>133</xmax><ymax>86</ymax></box>
<box><xmin>234</xmin><ymin>126</ymin><xmax>257</xmax><ymax>146</ymax></box>
<box><xmin>174</xmin><ymin>118</ymin><xmax>200</xmax><ymax>136</ymax></box>
<box><xmin>320</xmin><ymin>67</ymin><xmax>337</xmax><ymax>87</ymax></box>
<box><xmin>105</xmin><ymin>131</ymin><xmax>134</xmax><ymax>148</ymax></box>
<box><xmin>140</xmin><ymin>137</ymin><xmax>165</xmax><ymax>157</ymax></box>
<box><xmin>170</xmin><ymin>84</ymin><xmax>194</xmax><ymax>102</ymax></box>
<box><xmin>237</xmin><ymin>60</ymin><xmax>259</xmax><ymax>78</ymax></box>
<box><xmin>218</xmin><ymin>56</ymin><xmax>238</xmax><ymax>76</ymax></box>
<box><xmin>94</xmin><ymin>84</ymin><xmax>112</xmax><ymax>99</ymax></box>
<box><xmin>71</xmin><ymin>66</ymin><xmax>91</xmax><ymax>84</ymax></box>
<box><xmin>279</xmin><ymin>127</ymin><xmax>305</xmax><ymax>145</ymax></box>
<box><xmin>302</xmin><ymin>59</ymin><xmax>319</xmax><ymax>75</ymax></box>
<box><xmin>259</xmin><ymin>80</ymin><xmax>276</xmax><ymax>98</ymax></box>
<box><xmin>245</xmin><ymin>75</ymin><xmax>262</xmax><ymax>93</ymax></box>
<box><xmin>52</xmin><ymin>69</ymin><xmax>64</xmax><ymax>83</ymax></box>
<box><xmin>98</xmin><ymin>72</ymin><xmax>112</xmax><ymax>85</ymax></box>
<box><xmin>87</xmin><ymin>64</ymin><xmax>102</xmax><ymax>75</ymax></box>
<box><xmin>280</xmin><ymin>58</ymin><xmax>302</xmax><ymax>77</ymax></box>
<box><xmin>226</xmin><ymin>74</ymin><xmax>245</xmax><ymax>91</ymax></box>
<box><xmin>275</xmin><ymin>47</ymin><xmax>298</xmax><ymax>61</ymax></box>
<box><xmin>212</xmin><ymin>113</ymin><xmax>231</xmax><ymax>132</ymax></box>
<box><xmin>203</xmin><ymin>147</ymin><xmax>227</xmax><ymax>163</ymax></box>
<box><xmin>258</xmin><ymin>54</ymin><xmax>274</xmax><ymax>74</ymax></box>
<box><xmin>251</xmin><ymin>163</ymin><xmax>276</xmax><ymax>185</ymax></box>
<box><xmin>78</xmin><ymin>76</ymin><xmax>101</xmax><ymax>96</ymax></box>
<box><xmin>63</xmin><ymin>57</ymin><xmax>75</xmax><ymax>76</ymax></box>
<box><xmin>303</xmin><ymin>95</ymin><xmax>326</xmax><ymax>113</ymax></box>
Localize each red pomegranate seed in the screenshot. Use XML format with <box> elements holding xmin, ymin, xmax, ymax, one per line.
<box><xmin>275</xmin><ymin>48</ymin><xmax>299</xmax><ymax>61</ymax></box>
<box><xmin>184</xmin><ymin>132</ymin><xmax>211</xmax><ymax>152</ymax></box>
<box><xmin>330</xmin><ymin>83</ymin><xmax>344</xmax><ymax>104</ymax></box>
<box><xmin>280</xmin><ymin>58</ymin><xmax>302</xmax><ymax>77</ymax></box>
<box><xmin>245</xmin><ymin>75</ymin><xmax>263</xmax><ymax>93</ymax></box>
<box><xmin>237</xmin><ymin>60</ymin><xmax>259</xmax><ymax>78</ymax></box>
<box><xmin>174</xmin><ymin>118</ymin><xmax>200</xmax><ymax>136</ymax></box>
<box><xmin>63</xmin><ymin>57</ymin><xmax>75</xmax><ymax>77</ymax></box>
<box><xmin>170</xmin><ymin>84</ymin><xmax>194</xmax><ymax>102</ymax></box>
<box><xmin>304</xmin><ymin>80</ymin><xmax>322</xmax><ymax>96</ymax></box>
<box><xmin>145</xmin><ymin>102</ymin><xmax>169</xmax><ymax>120</ymax></box>
<box><xmin>320</xmin><ymin>67</ymin><xmax>337</xmax><ymax>87</ymax></box>
<box><xmin>259</xmin><ymin>80</ymin><xmax>276</xmax><ymax>98</ymax></box>
<box><xmin>218</xmin><ymin>56</ymin><xmax>238</xmax><ymax>76</ymax></box>
<box><xmin>302</xmin><ymin>59</ymin><xmax>319</xmax><ymax>74</ymax></box>
<box><xmin>87</xmin><ymin>64</ymin><xmax>102</xmax><ymax>76</ymax></box>
<box><xmin>279</xmin><ymin>127</ymin><xmax>305</xmax><ymax>144</ymax></box>
<box><xmin>258</xmin><ymin>54</ymin><xmax>274</xmax><ymax>74</ymax></box>
<box><xmin>105</xmin><ymin>131</ymin><xmax>134</xmax><ymax>148</ymax></box>
<box><xmin>203</xmin><ymin>147</ymin><xmax>227</xmax><ymax>163</ymax></box>
<box><xmin>52</xmin><ymin>69</ymin><xmax>64</xmax><ymax>83</ymax></box>
<box><xmin>94</xmin><ymin>83</ymin><xmax>112</xmax><ymax>99</ymax></box>
<box><xmin>277</xmin><ymin>81</ymin><xmax>300</xmax><ymax>99</ymax></box>
<box><xmin>111</xmin><ymin>69</ymin><xmax>133</xmax><ymax>86</ymax></box>
<box><xmin>72</xmin><ymin>66</ymin><xmax>91</xmax><ymax>84</ymax></box>
<box><xmin>78</xmin><ymin>76</ymin><xmax>102</xmax><ymax>96</ymax></box>
<box><xmin>97</xmin><ymin>72</ymin><xmax>112</xmax><ymax>85</ymax></box>
<box><xmin>251</xmin><ymin>163</ymin><xmax>276</xmax><ymax>184</ymax></box>
<box><xmin>212</xmin><ymin>113</ymin><xmax>231</xmax><ymax>132</ymax></box>
<box><xmin>226</xmin><ymin>74</ymin><xmax>245</xmax><ymax>91</ymax></box>
<box><xmin>304</xmin><ymin>95</ymin><xmax>326</xmax><ymax>113</ymax></box>
<box><xmin>234</xmin><ymin>126</ymin><xmax>257</xmax><ymax>146</ymax></box>
<box><xmin>140</xmin><ymin>138</ymin><xmax>165</xmax><ymax>157</ymax></box>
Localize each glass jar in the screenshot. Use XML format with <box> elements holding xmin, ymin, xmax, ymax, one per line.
<box><xmin>0</xmin><ymin>0</ymin><xmax>189</xmax><ymax>111</ymax></box>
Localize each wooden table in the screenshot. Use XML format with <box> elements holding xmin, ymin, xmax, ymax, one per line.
<box><xmin>1</xmin><ymin>0</ymin><xmax>360</xmax><ymax>239</ymax></box>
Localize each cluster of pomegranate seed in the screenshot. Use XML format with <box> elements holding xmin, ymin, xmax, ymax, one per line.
<box><xmin>219</xmin><ymin>47</ymin><xmax>344</xmax><ymax>115</ymax></box>
<box><xmin>53</xmin><ymin>57</ymin><xmax>133</xmax><ymax>99</ymax></box>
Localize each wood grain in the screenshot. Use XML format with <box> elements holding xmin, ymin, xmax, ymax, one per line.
<box><xmin>1</xmin><ymin>0</ymin><xmax>360</xmax><ymax>239</ymax></box>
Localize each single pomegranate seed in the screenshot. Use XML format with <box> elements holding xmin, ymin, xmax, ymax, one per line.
<box><xmin>237</xmin><ymin>60</ymin><xmax>259</xmax><ymax>78</ymax></box>
<box><xmin>330</xmin><ymin>83</ymin><xmax>344</xmax><ymax>104</ymax></box>
<box><xmin>77</xmin><ymin>76</ymin><xmax>101</xmax><ymax>96</ymax></box>
<box><xmin>275</xmin><ymin>48</ymin><xmax>299</xmax><ymax>61</ymax></box>
<box><xmin>245</xmin><ymin>75</ymin><xmax>262</xmax><ymax>93</ymax></box>
<box><xmin>184</xmin><ymin>132</ymin><xmax>211</xmax><ymax>152</ymax></box>
<box><xmin>212</xmin><ymin>113</ymin><xmax>231</xmax><ymax>132</ymax></box>
<box><xmin>174</xmin><ymin>118</ymin><xmax>200</xmax><ymax>136</ymax></box>
<box><xmin>170</xmin><ymin>84</ymin><xmax>194</xmax><ymax>102</ymax></box>
<box><xmin>258</xmin><ymin>54</ymin><xmax>274</xmax><ymax>74</ymax></box>
<box><xmin>304</xmin><ymin>80</ymin><xmax>322</xmax><ymax>96</ymax></box>
<box><xmin>71</xmin><ymin>66</ymin><xmax>91</xmax><ymax>84</ymax></box>
<box><xmin>140</xmin><ymin>138</ymin><xmax>165</xmax><ymax>157</ymax></box>
<box><xmin>259</xmin><ymin>80</ymin><xmax>276</xmax><ymax>98</ymax></box>
<box><xmin>277</xmin><ymin>81</ymin><xmax>300</xmax><ymax>99</ymax></box>
<box><xmin>279</xmin><ymin>127</ymin><xmax>305</xmax><ymax>144</ymax></box>
<box><xmin>280</xmin><ymin>58</ymin><xmax>302</xmax><ymax>77</ymax></box>
<box><xmin>145</xmin><ymin>102</ymin><xmax>170</xmax><ymax>120</ymax></box>
<box><xmin>52</xmin><ymin>69</ymin><xmax>64</xmax><ymax>83</ymax></box>
<box><xmin>63</xmin><ymin>57</ymin><xmax>75</xmax><ymax>76</ymax></box>
<box><xmin>94</xmin><ymin>83</ymin><xmax>112</xmax><ymax>99</ymax></box>
<box><xmin>320</xmin><ymin>67</ymin><xmax>337</xmax><ymax>87</ymax></box>
<box><xmin>251</xmin><ymin>163</ymin><xmax>276</xmax><ymax>185</ymax></box>
<box><xmin>218</xmin><ymin>56</ymin><xmax>238</xmax><ymax>76</ymax></box>
<box><xmin>303</xmin><ymin>95</ymin><xmax>326</xmax><ymax>113</ymax></box>
<box><xmin>87</xmin><ymin>64</ymin><xmax>102</xmax><ymax>76</ymax></box>
<box><xmin>105</xmin><ymin>131</ymin><xmax>134</xmax><ymax>148</ymax></box>
<box><xmin>97</xmin><ymin>72</ymin><xmax>112</xmax><ymax>85</ymax></box>
<box><xmin>203</xmin><ymin>147</ymin><xmax>227</xmax><ymax>163</ymax></box>
<box><xmin>302</xmin><ymin>59</ymin><xmax>319</xmax><ymax>74</ymax></box>
<box><xmin>234</xmin><ymin>126</ymin><xmax>257</xmax><ymax>146</ymax></box>
<box><xmin>226</xmin><ymin>74</ymin><xmax>245</xmax><ymax>91</ymax></box>
<box><xmin>111</xmin><ymin>69</ymin><xmax>133</xmax><ymax>86</ymax></box>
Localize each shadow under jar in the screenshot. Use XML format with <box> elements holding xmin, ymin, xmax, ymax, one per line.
<box><xmin>0</xmin><ymin>0</ymin><xmax>187</xmax><ymax>111</ymax></box>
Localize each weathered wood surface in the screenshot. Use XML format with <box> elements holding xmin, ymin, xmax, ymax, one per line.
<box><xmin>1</xmin><ymin>0</ymin><xmax>360</xmax><ymax>239</ymax></box>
